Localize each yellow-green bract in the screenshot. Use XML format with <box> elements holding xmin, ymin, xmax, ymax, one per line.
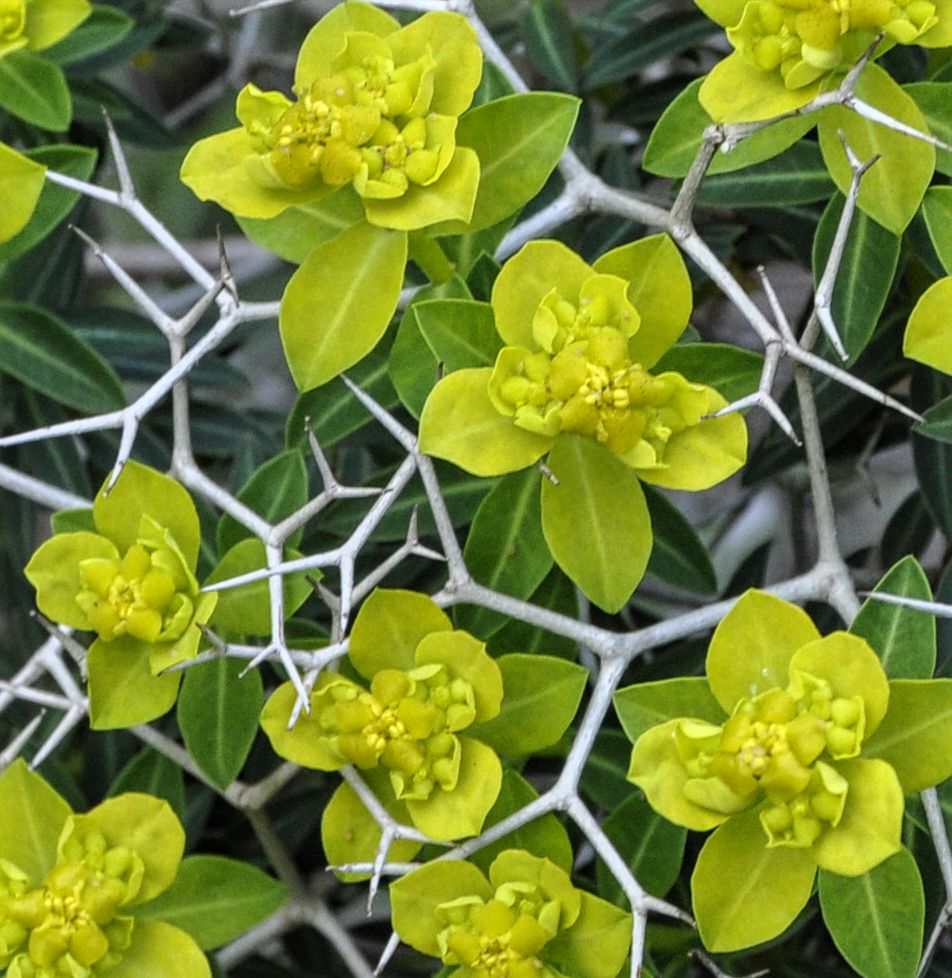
<box><xmin>389</xmin><ymin>848</ymin><xmax>632</xmax><ymax>978</ymax></box>
<box><xmin>260</xmin><ymin>589</ymin><xmax>585</xmax><ymax>855</ymax></box>
<box><xmin>0</xmin><ymin>0</ymin><xmax>90</xmax><ymax>59</ymax></box>
<box><xmin>694</xmin><ymin>0</ymin><xmax>952</xmax><ymax>121</ymax></box>
<box><xmin>616</xmin><ymin>589</ymin><xmax>952</xmax><ymax>951</ymax></box>
<box><xmin>179</xmin><ymin>1</ymin><xmax>483</xmax><ymax>231</ymax></box>
<box><xmin>0</xmin><ymin>759</ymin><xmax>209</xmax><ymax>978</ymax></box>
<box><xmin>23</xmin><ymin>461</ymin><xmax>217</xmax><ymax>730</ymax></box>
<box><xmin>0</xmin><ymin>142</ymin><xmax>45</xmax><ymax>243</ymax></box>
<box><xmin>418</xmin><ymin>235</ymin><xmax>748</xmax><ymax>612</ymax></box>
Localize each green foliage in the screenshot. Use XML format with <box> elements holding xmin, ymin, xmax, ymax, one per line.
<box><xmin>5</xmin><ymin>1</ymin><xmax>952</xmax><ymax>976</ymax></box>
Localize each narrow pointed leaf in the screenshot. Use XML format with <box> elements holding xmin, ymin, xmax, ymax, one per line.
<box><xmin>456</xmin><ymin>467</ymin><xmax>552</xmax><ymax>638</ymax></box>
<box><xmin>0</xmin><ymin>301</ymin><xmax>124</xmax><ymax>412</ymax></box>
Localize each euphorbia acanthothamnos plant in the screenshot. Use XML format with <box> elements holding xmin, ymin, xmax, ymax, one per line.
<box><xmin>418</xmin><ymin>234</ymin><xmax>748</xmax><ymax>612</ymax></box>
<box><xmin>0</xmin><ymin>759</ymin><xmax>210</xmax><ymax>978</ymax></box>
<box><xmin>389</xmin><ymin>848</ymin><xmax>632</xmax><ymax>978</ymax></box>
<box><xmin>261</xmin><ymin>589</ymin><xmax>586</xmax><ymax>860</ymax></box>
<box><xmin>615</xmin><ymin>588</ymin><xmax>952</xmax><ymax>951</ymax></box>
<box><xmin>179</xmin><ymin>1</ymin><xmax>579</xmax><ymax>394</ymax></box>
<box><xmin>24</xmin><ymin>461</ymin><xmax>217</xmax><ymax>729</ymax></box>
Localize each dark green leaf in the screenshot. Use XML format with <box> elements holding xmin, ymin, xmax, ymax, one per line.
<box><xmin>914</xmin><ymin>392</ymin><xmax>952</xmax><ymax>444</ymax></box>
<box><xmin>813</xmin><ymin>195</ymin><xmax>901</xmax><ymax>364</ymax></box>
<box><xmin>0</xmin><ymin>301</ymin><xmax>125</xmax><ymax>412</ymax></box>
<box><xmin>819</xmin><ymin>849</ymin><xmax>924</xmax><ymax>978</ymax></box>
<box><xmin>41</xmin><ymin>5</ymin><xmax>135</xmax><ymax>65</ymax></box>
<box><xmin>177</xmin><ymin>658</ymin><xmax>264</xmax><ymax>790</ymax></box>
<box><xmin>653</xmin><ymin>342</ymin><xmax>763</xmax><ymax>402</ymax></box>
<box><xmin>456</xmin><ymin>468</ymin><xmax>553</xmax><ymax>638</ymax></box>
<box><xmin>109</xmin><ymin>748</ymin><xmax>186</xmax><ymax>819</ymax></box>
<box><xmin>520</xmin><ymin>0</ymin><xmax>579</xmax><ymax>91</ymax></box>
<box><xmin>0</xmin><ymin>51</ymin><xmax>70</xmax><ymax>130</ymax></box>
<box><xmin>912</xmin><ymin>368</ymin><xmax>952</xmax><ymax>540</ymax></box>
<box><xmin>585</xmin><ymin>11</ymin><xmax>716</xmax><ymax>87</ymax></box>
<box><xmin>850</xmin><ymin>556</ymin><xmax>936</xmax><ymax>678</ymax></box>
<box><xmin>217</xmin><ymin>450</ymin><xmax>308</xmax><ymax>552</ymax></box>
<box><xmin>696</xmin><ymin>141</ymin><xmax>835</xmax><ymax>206</ymax></box>
<box><xmin>414</xmin><ymin>299</ymin><xmax>502</xmax><ymax>371</ymax></box>
<box><xmin>598</xmin><ymin>792</ymin><xmax>686</xmax><ymax>902</ymax></box>
<box><xmin>135</xmin><ymin>854</ymin><xmax>287</xmax><ymax>950</ymax></box>
<box><xmin>643</xmin><ymin>484</ymin><xmax>717</xmax><ymax>595</ymax></box>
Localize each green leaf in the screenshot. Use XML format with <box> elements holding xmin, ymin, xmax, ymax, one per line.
<box><xmin>912</xmin><ymin>369</ymin><xmax>952</xmax><ymax>539</ymax></box>
<box><xmin>110</xmin><ymin>748</ymin><xmax>186</xmax><ymax>821</ymax></box>
<box><xmin>642</xmin><ymin>76</ymin><xmax>816</xmax><ymax>177</ymax></box>
<box><xmin>41</xmin><ymin>4</ymin><xmax>135</xmax><ymax>65</ymax></box>
<box><xmin>922</xmin><ymin>187</ymin><xmax>952</xmax><ymax>274</ymax></box>
<box><xmin>819</xmin><ymin>849</ymin><xmax>924</xmax><ymax>978</ymax></box>
<box><xmin>286</xmin><ymin>329</ymin><xmax>399</xmax><ymax>449</ymax></box>
<box><xmin>50</xmin><ymin>507</ymin><xmax>95</xmax><ymax>534</ymax></box>
<box><xmin>205</xmin><ymin>539</ymin><xmax>313</xmax><ymax>638</ymax></box>
<box><xmin>470</xmin><ymin>653</ymin><xmax>587</xmax><ymax>755</ymax></box>
<box><xmin>696</xmin><ymin>140</ymin><xmax>836</xmax><ymax>206</ymax></box>
<box><xmin>693</xmin><ymin>809</ymin><xmax>817</xmax><ymax>951</ymax></box>
<box><xmin>444</xmin><ymin>92</ymin><xmax>580</xmax><ymax>232</ymax></box>
<box><xmin>547</xmin><ymin>891</ymin><xmax>632</xmax><ymax>978</ymax></box>
<box><xmin>652</xmin><ymin>342</ymin><xmax>763</xmax><ymax>402</ymax></box>
<box><xmin>862</xmin><ymin>679</ymin><xmax>952</xmax><ymax>792</ymax></box>
<box><xmin>520</xmin><ymin>0</ymin><xmax>578</xmax><ymax>90</ymax></box>
<box><xmin>414</xmin><ymin>299</ymin><xmax>502</xmax><ymax>370</ymax></box>
<box><xmin>581</xmin><ymin>729</ymin><xmax>638</xmax><ymax>810</ymax></box>
<box><xmin>584</xmin><ymin>10</ymin><xmax>716</xmax><ymax>87</ymax></box>
<box><xmin>0</xmin><ymin>759</ymin><xmax>71</xmax><ymax>883</ymax></box>
<box><xmin>850</xmin><ymin>556</ymin><xmax>936</xmax><ymax>678</ymax></box>
<box><xmin>470</xmin><ymin>769</ymin><xmax>574</xmax><ymax>875</ymax></box>
<box><xmin>598</xmin><ymin>792</ymin><xmax>686</xmax><ymax>901</ymax></box>
<box><xmin>643</xmin><ymin>484</ymin><xmax>717</xmax><ymax>595</ymax></box>
<box><xmin>906</xmin><ymin>82</ymin><xmax>952</xmax><ymax>177</ymax></box>
<box><xmin>818</xmin><ymin>63</ymin><xmax>935</xmax><ymax>235</ymax></box>
<box><xmin>279</xmin><ymin>221</ymin><xmax>408</xmax><ymax>391</ymax></box>
<box><xmin>613</xmin><ymin>677</ymin><xmax>725</xmax><ymax>744</ymax></box>
<box><xmin>813</xmin><ymin>194</ymin><xmax>901</xmax><ymax>364</ymax></box>
<box><xmin>455</xmin><ymin>468</ymin><xmax>553</xmax><ymax>638</ymax></box>
<box><xmin>217</xmin><ymin>450</ymin><xmax>309</xmax><ymax>552</ymax></box>
<box><xmin>541</xmin><ymin>434</ymin><xmax>652</xmax><ymax>612</ymax></box>
<box><xmin>0</xmin><ymin>301</ymin><xmax>124</xmax><ymax>412</ymax></box>
<box><xmin>915</xmin><ymin>393</ymin><xmax>952</xmax><ymax>443</ymax></box>
<box><xmin>177</xmin><ymin>657</ymin><xmax>264</xmax><ymax>789</ymax></box>
<box><xmin>0</xmin><ymin>145</ymin><xmax>97</xmax><ymax>262</ymax></box>
<box><xmin>135</xmin><ymin>855</ymin><xmax>287</xmax><ymax>951</ymax></box>
<box><xmin>389</xmin><ymin>302</ymin><xmax>439</xmax><ymax>419</ymax></box>
<box><xmin>0</xmin><ymin>50</ymin><xmax>71</xmax><ymax>130</ymax></box>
